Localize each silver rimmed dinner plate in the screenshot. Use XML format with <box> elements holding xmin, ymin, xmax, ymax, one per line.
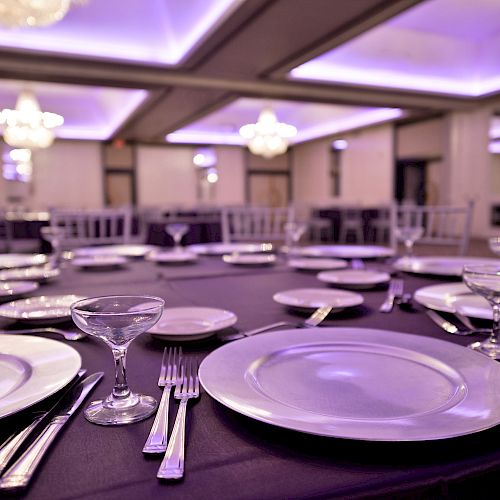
<box><xmin>288</xmin><ymin>258</ymin><xmax>348</xmax><ymax>271</ymax></box>
<box><xmin>73</xmin><ymin>244</ymin><xmax>159</xmax><ymax>258</ymax></box>
<box><xmin>0</xmin><ymin>253</ymin><xmax>47</xmax><ymax>269</ymax></box>
<box><xmin>146</xmin><ymin>250</ymin><xmax>198</xmax><ymax>264</ymax></box>
<box><xmin>273</xmin><ymin>288</ymin><xmax>363</xmax><ymax>310</ymax></box>
<box><xmin>393</xmin><ymin>256</ymin><xmax>499</xmax><ymax>277</ymax></box>
<box><xmin>0</xmin><ymin>294</ymin><xmax>86</xmax><ymax>324</ymax></box>
<box><xmin>222</xmin><ymin>253</ymin><xmax>276</xmax><ymax>266</ymax></box>
<box><xmin>199</xmin><ymin>328</ymin><xmax>500</xmax><ymax>441</ymax></box>
<box><xmin>0</xmin><ymin>335</ymin><xmax>81</xmax><ymax>418</ymax></box>
<box><xmin>0</xmin><ymin>266</ymin><xmax>60</xmax><ymax>283</ymax></box>
<box><xmin>414</xmin><ymin>283</ymin><xmax>473</xmax><ymax>313</ymax></box>
<box><xmin>291</xmin><ymin>245</ymin><xmax>394</xmax><ymax>259</ymax></box>
<box><xmin>188</xmin><ymin>242</ymin><xmax>273</xmax><ymax>255</ymax></box>
<box><xmin>148</xmin><ymin>307</ymin><xmax>237</xmax><ymax>341</ymax></box>
<box><xmin>71</xmin><ymin>255</ymin><xmax>128</xmax><ymax>269</ymax></box>
<box><xmin>0</xmin><ymin>281</ymin><xmax>39</xmax><ymax>301</ymax></box>
<box><xmin>317</xmin><ymin>269</ymin><xmax>391</xmax><ymax>289</ymax></box>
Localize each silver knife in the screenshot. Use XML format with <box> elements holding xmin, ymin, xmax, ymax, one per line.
<box><xmin>0</xmin><ymin>372</ymin><xmax>103</xmax><ymax>491</ymax></box>
<box><xmin>0</xmin><ymin>369</ymin><xmax>87</xmax><ymax>475</ymax></box>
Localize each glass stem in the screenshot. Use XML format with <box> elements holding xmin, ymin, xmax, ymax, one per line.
<box><xmin>112</xmin><ymin>347</ymin><xmax>131</xmax><ymax>400</ymax></box>
<box><xmin>404</xmin><ymin>240</ymin><xmax>413</xmax><ymax>257</ymax></box>
<box><xmin>491</xmin><ymin>303</ymin><xmax>500</xmax><ymax>345</ymax></box>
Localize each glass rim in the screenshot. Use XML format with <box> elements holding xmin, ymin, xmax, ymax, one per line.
<box><xmin>70</xmin><ymin>294</ymin><xmax>165</xmax><ymax>316</ymax></box>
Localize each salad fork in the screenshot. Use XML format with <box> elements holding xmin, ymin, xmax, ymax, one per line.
<box><xmin>157</xmin><ymin>359</ymin><xmax>200</xmax><ymax>480</ymax></box>
<box><xmin>143</xmin><ymin>347</ymin><xmax>182</xmax><ymax>454</ymax></box>
<box><xmin>379</xmin><ymin>279</ymin><xmax>404</xmax><ymax>313</ymax></box>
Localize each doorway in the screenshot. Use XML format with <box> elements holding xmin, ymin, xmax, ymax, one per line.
<box><xmin>395</xmin><ymin>160</ymin><xmax>426</xmax><ymax>205</ymax></box>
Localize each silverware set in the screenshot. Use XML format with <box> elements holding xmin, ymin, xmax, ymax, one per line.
<box><xmin>426</xmin><ymin>309</ymin><xmax>490</xmax><ymax>336</ymax></box>
<box><xmin>144</xmin><ymin>347</ymin><xmax>200</xmax><ymax>480</ymax></box>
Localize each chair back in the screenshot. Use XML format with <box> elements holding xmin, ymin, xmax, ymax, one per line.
<box><xmin>49</xmin><ymin>208</ymin><xmax>132</xmax><ymax>248</ymax></box>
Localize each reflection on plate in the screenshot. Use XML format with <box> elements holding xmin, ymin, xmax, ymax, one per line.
<box><xmin>454</xmin><ymin>295</ymin><xmax>492</xmax><ymax>320</ymax></box>
<box><xmin>199</xmin><ymin>328</ymin><xmax>500</xmax><ymax>441</ymax></box>
<box><xmin>148</xmin><ymin>307</ymin><xmax>237</xmax><ymax>341</ymax></box>
<box><xmin>288</xmin><ymin>258</ymin><xmax>348</xmax><ymax>271</ymax></box>
<box><xmin>222</xmin><ymin>253</ymin><xmax>276</xmax><ymax>266</ymax></box>
<box><xmin>414</xmin><ymin>283</ymin><xmax>473</xmax><ymax>313</ymax></box>
<box><xmin>291</xmin><ymin>245</ymin><xmax>394</xmax><ymax>259</ymax></box>
<box><xmin>0</xmin><ymin>266</ymin><xmax>60</xmax><ymax>283</ymax></box>
<box><xmin>0</xmin><ymin>281</ymin><xmax>39</xmax><ymax>301</ymax></box>
<box><xmin>188</xmin><ymin>243</ymin><xmax>273</xmax><ymax>255</ymax></box>
<box><xmin>71</xmin><ymin>255</ymin><xmax>127</xmax><ymax>269</ymax></box>
<box><xmin>273</xmin><ymin>288</ymin><xmax>363</xmax><ymax>310</ymax></box>
<box><xmin>317</xmin><ymin>269</ymin><xmax>390</xmax><ymax>289</ymax></box>
<box><xmin>74</xmin><ymin>244</ymin><xmax>159</xmax><ymax>258</ymax></box>
<box><xmin>0</xmin><ymin>253</ymin><xmax>47</xmax><ymax>269</ymax></box>
<box><xmin>0</xmin><ymin>294</ymin><xmax>86</xmax><ymax>323</ymax></box>
<box><xmin>0</xmin><ymin>335</ymin><xmax>81</xmax><ymax>418</ymax></box>
<box><xmin>146</xmin><ymin>250</ymin><xmax>198</xmax><ymax>264</ymax></box>
<box><xmin>394</xmin><ymin>256</ymin><xmax>500</xmax><ymax>277</ymax></box>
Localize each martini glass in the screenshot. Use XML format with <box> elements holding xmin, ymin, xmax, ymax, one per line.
<box><xmin>40</xmin><ymin>226</ymin><xmax>65</xmax><ymax>269</ymax></box>
<box><xmin>284</xmin><ymin>221</ymin><xmax>308</xmax><ymax>257</ymax></box>
<box><xmin>394</xmin><ymin>226</ymin><xmax>424</xmax><ymax>258</ymax></box>
<box><xmin>462</xmin><ymin>264</ymin><xmax>500</xmax><ymax>359</ymax></box>
<box><xmin>71</xmin><ymin>295</ymin><xmax>164</xmax><ymax>425</ymax></box>
<box><xmin>166</xmin><ymin>223</ymin><xmax>189</xmax><ymax>251</ymax></box>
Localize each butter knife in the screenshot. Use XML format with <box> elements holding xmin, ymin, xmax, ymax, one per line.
<box><xmin>0</xmin><ymin>369</ymin><xmax>87</xmax><ymax>475</ymax></box>
<box><xmin>0</xmin><ymin>372</ymin><xmax>103</xmax><ymax>491</ymax></box>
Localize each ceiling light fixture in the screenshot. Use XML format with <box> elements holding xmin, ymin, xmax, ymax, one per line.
<box><xmin>0</xmin><ymin>0</ymin><xmax>85</xmax><ymax>28</ymax></box>
<box><xmin>0</xmin><ymin>90</ymin><xmax>64</xmax><ymax>149</ymax></box>
<box><xmin>239</xmin><ymin>107</ymin><xmax>297</xmax><ymax>158</ymax></box>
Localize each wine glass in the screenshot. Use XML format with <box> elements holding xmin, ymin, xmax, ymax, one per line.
<box><xmin>488</xmin><ymin>237</ymin><xmax>500</xmax><ymax>256</ymax></box>
<box><xmin>394</xmin><ymin>226</ymin><xmax>424</xmax><ymax>258</ymax></box>
<box><xmin>71</xmin><ymin>295</ymin><xmax>164</xmax><ymax>425</ymax></box>
<box><xmin>284</xmin><ymin>221</ymin><xmax>308</xmax><ymax>256</ymax></box>
<box><xmin>40</xmin><ymin>226</ymin><xmax>65</xmax><ymax>269</ymax></box>
<box><xmin>462</xmin><ymin>265</ymin><xmax>500</xmax><ymax>359</ymax></box>
<box><xmin>166</xmin><ymin>223</ymin><xmax>189</xmax><ymax>251</ymax></box>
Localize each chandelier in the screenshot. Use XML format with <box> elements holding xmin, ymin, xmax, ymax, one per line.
<box><xmin>0</xmin><ymin>0</ymin><xmax>84</xmax><ymax>29</ymax></box>
<box><xmin>0</xmin><ymin>90</ymin><xmax>64</xmax><ymax>149</ymax></box>
<box><xmin>239</xmin><ymin>108</ymin><xmax>297</xmax><ymax>159</ymax></box>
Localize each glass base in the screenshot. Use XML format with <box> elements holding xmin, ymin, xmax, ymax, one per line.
<box><xmin>84</xmin><ymin>393</ymin><xmax>157</xmax><ymax>425</ymax></box>
<box><xmin>469</xmin><ymin>340</ymin><xmax>500</xmax><ymax>360</ymax></box>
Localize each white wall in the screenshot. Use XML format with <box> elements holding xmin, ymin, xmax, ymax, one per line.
<box><xmin>397</xmin><ymin>118</ymin><xmax>445</xmax><ymax>159</ymax></box>
<box><xmin>214</xmin><ymin>146</ymin><xmax>245</xmax><ymax>204</ymax></box>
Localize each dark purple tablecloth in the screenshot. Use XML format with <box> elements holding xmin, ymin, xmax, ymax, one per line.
<box><xmin>1</xmin><ymin>256</ymin><xmax>500</xmax><ymax>499</ymax></box>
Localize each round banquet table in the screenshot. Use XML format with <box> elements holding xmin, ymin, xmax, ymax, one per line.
<box><xmin>1</xmin><ymin>254</ymin><xmax>499</xmax><ymax>500</ymax></box>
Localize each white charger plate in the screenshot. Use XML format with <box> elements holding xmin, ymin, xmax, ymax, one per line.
<box><xmin>0</xmin><ymin>294</ymin><xmax>86</xmax><ymax>323</ymax></box>
<box><xmin>71</xmin><ymin>255</ymin><xmax>128</xmax><ymax>269</ymax></box>
<box><xmin>0</xmin><ymin>335</ymin><xmax>81</xmax><ymax>418</ymax></box>
<box><xmin>222</xmin><ymin>253</ymin><xmax>276</xmax><ymax>266</ymax></box>
<box><xmin>188</xmin><ymin>243</ymin><xmax>273</xmax><ymax>255</ymax></box>
<box><xmin>0</xmin><ymin>281</ymin><xmax>39</xmax><ymax>301</ymax></box>
<box><xmin>146</xmin><ymin>250</ymin><xmax>198</xmax><ymax>264</ymax></box>
<box><xmin>291</xmin><ymin>245</ymin><xmax>394</xmax><ymax>259</ymax></box>
<box><xmin>288</xmin><ymin>258</ymin><xmax>348</xmax><ymax>271</ymax></box>
<box><xmin>273</xmin><ymin>288</ymin><xmax>363</xmax><ymax>310</ymax></box>
<box><xmin>317</xmin><ymin>269</ymin><xmax>391</xmax><ymax>289</ymax></box>
<box><xmin>74</xmin><ymin>244</ymin><xmax>159</xmax><ymax>258</ymax></box>
<box><xmin>394</xmin><ymin>256</ymin><xmax>500</xmax><ymax>277</ymax></box>
<box><xmin>414</xmin><ymin>283</ymin><xmax>473</xmax><ymax>313</ymax></box>
<box><xmin>0</xmin><ymin>254</ymin><xmax>47</xmax><ymax>269</ymax></box>
<box><xmin>0</xmin><ymin>266</ymin><xmax>60</xmax><ymax>283</ymax></box>
<box><xmin>148</xmin><ymin>307</ymin><xmax>237</xmax><ymax>341</ymax></box>
<box><xmin>199</xmin><ymin>328</ymin><xmax>500</xmax><ymax>441</ymax></box>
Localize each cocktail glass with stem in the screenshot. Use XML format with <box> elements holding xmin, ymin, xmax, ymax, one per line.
<box><xmin>488</xmin><ymin>237</ymin><xmax>500</xmax><ymax>256</ymax></box>
<box><xmin>394</xmin><ymin>226</ymin><xmax>424</xmax><ymax>258</ymax></box>
<box><xmin>71</xmin><ymin>295</ymin><xmax>165</xmax><ymax>425</ymax></box>
<box><xmin>40</xmin><ymin>226</ymin><xmax>65</xmax><ymax>269</ymax></box>
<box><xmin>166</xmin><ymin>223</ymin><xmax>189</xmax><ymax>251</ymax></box>
<box><xmin>462</xmin><ymin>264</ymin><xmax>500</xmax><ymax>359</ymax></box>
<box><xmin>284</xmin><ymin>221</ymin><xmax>308</xmax><ymax>257</ymax></box>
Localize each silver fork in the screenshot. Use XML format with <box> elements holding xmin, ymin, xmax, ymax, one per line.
<box><xmin>379</xmin><ymin>279</ymin><xmax>403</xmax><ymax>313</ymax></box>
<box><xmin>0</xmin><ymin>327</ymin><xmax>86</xmax><ymax>341</ymax></box>
<box><xmin>157</xmin><ymin>359</ymin><xmax>200</xmax><ymax>480</ymax></box>
<box><xmin>143</xmin><ymin>347</ymin><xmax>182</xmax><ymax>454</ymax></box>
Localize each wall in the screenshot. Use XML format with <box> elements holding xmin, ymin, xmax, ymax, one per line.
<box><xmin>396</xmin><ymin>117</ymin><xmax>445</xmax><ymax>159</ymax></box>
<box><xmin>213</xmin><ymin>146</ymin><xmax>245</xmax><ymax>205</ymax></box>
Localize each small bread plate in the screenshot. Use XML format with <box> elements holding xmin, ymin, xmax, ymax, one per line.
<box><xmin>0</xmin><ymin>266</ymin><xmax>60</xmax><ymax>283</ymax></box>
<box><xmin>0</xmin><ymin>253</ymin><xmax>47</xmax><ymax>269</ymax></box>
<box><xmin>317</xmin><ymin>269</ymin><xmax>391</xmax><ymax>289</ymax></box>
<box><xmin>74</xmin><ymin>244</ymin><xmax>159</xmax><ymax>258</ymax></box>
<box><xmin>222</xmin><ymin>253</ymin><xmax>276</xmax><ymax>266</ymax></box>
<box><xmin>146</xmin><ymin>249</ymin><xmax>198</xmax><ymax>264</ymax></box>
<box><xmin>0</xmin><ymin>281</ymin><xmax>39</xmax><ymax>301</ymax></box>
<box><xmin>188</xmin><ymin>242</ymin><xmax>273</xmax><ymax>255</ymax></box>
<box><xmin>273</xmin><ymin>288</ymin><xmax>363</xmax><ymax>311</ymax></box>
<box><xmin>394</xmin><ymin>256</ymin><xmax>499</xmax><ymax>277</ymax></box>
<box><xmin>288</xmin><ymin>258</ymin><xmax>348</xmax><ymax>272</ymax></box>
<box><xmin>71</xmin><ymin>255</ymin><xmax>128</xmax><ymax>269</ymax></box>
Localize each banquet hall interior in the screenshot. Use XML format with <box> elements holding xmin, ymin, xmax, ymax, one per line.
<box><xmin>1</xmin><ymin>1</ymin><xmax>500</xmax><ymax>499</ymax></box>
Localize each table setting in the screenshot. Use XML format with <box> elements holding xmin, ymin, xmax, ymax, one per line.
<box><xmin>1</xmin><ymin>234</ymin><xmax>500</xmax><ymax>498</ymax></box>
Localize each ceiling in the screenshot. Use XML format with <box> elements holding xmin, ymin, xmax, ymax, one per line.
<box><xmin>0</xmin><ymin>0</ymin><xmax>498</xmax><ymax>146</ymax></box>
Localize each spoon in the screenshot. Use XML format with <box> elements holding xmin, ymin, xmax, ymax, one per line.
<box><xmin>0</xmin><ymin>327</ymin><xmax>86</xmax><ymax>341</ymax></box>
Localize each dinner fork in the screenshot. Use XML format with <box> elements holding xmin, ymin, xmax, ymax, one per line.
<box><xmin>157</xmin><ymin>359</ymin><xmax>200</xmax><ymax>480</ymax></box>
<box><xmin>379</xmin><ymin>279</ymin><xmax>404</xmax><ymax>313</ymax></box>
<box><xmin>0</xmin><ymin>327</ymin><xmax>86</xmax><ymax>341</ymax></box>
<box><xmin>143</xmin><ymin>347</ymin><xmax>182</xmax><ymax>454</ymax></box>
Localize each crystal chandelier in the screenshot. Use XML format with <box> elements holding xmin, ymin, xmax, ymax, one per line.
<box><xmin>0</xmin><ymin>0</ymin><xmax>84</xmax><ymax>29</ymax></box>
<box><xmin>239</xmin><ymin>107</ymin><xmax>297</xmax><ymax>159</ymax></box>
<box><xmin>0</xmin><ymin>90</ymin><xmax>64</xmax><ymax>149</ymax></box>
